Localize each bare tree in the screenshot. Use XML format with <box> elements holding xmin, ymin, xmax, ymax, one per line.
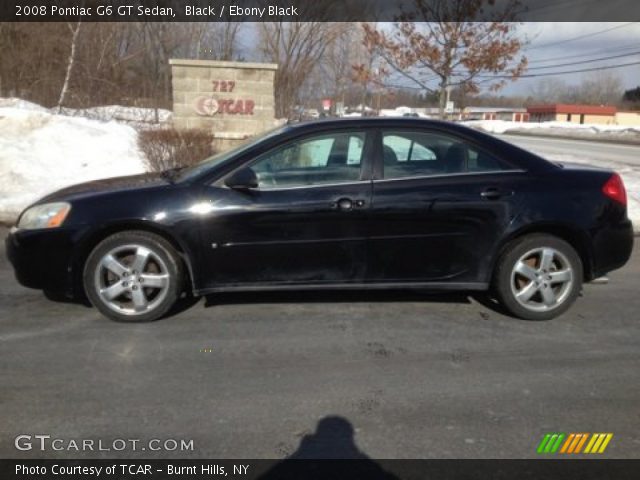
<box><xmin>352</xmin><ymin>22</ymin><xmax>390</xmax><ymax>111</ymax></box>
<box><xmin>208</xmin><ymin>23</ymin><xmax>242</xmax><ymax>61</ymax></box>
<box><xmin>57</xmin><ymin>20</ymin><xmax>82</xmax><ymax>111</ymax></box>
<box><xmin>528</xmin><ymin>78</ymin><xmax>569</xmax><ymax>104</ymax></box>
<box><xmin>0</xmin><ymin>23</ymin><xmax>72</xmax><ymax>106</ymax></box>
<box><xmin>258</xmin><ymin>22</ymin><xmax>346</xmax><ymax>118</ymax></box>
<box><xmin>319</xmin><ymin>25</ymin><xmax>368</xmax><ymax>106</ymax></box>
<box><xmin>182</xmin><ymin>23</ymin><xmax>243</xmax><ymax>61</ymax></box>
<box><xmin>573</xmin><ymin>72</ymin><xmax>623</xmax><ymax>105</ymax></box>
<box><xmin>529</xmin><ymin>73</ymin><xmax>623</xmax><ymax>106</ymax></box>
<box><xmin>360</xmin><ymin>0</ymin><xmax>528</xmax><ymax>118</ymax></box>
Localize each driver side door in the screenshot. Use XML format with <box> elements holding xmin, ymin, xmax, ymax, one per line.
<box><xmin>197</xmin><ymin>129</ymin><xmax>373</xmax><ymax>289</ymax></box>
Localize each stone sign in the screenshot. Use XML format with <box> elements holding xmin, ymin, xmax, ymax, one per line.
<box><xmin>169</xmin><ymin>59</ymin><xmax>278</xmax><ymax>152</ymax></box>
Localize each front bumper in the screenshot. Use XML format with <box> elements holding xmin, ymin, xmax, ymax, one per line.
<box><xmin>5</xmin><ymin>226</ymin><xmax>80</xmax><ymax>297</ymax></box>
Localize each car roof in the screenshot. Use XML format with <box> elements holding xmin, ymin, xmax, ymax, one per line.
<box><xmin>284</xmin><ymin>117</ymin><xmax>493</xmax><ymax>138</ymax></box>
<box><xmin>286</xmin><ymin>115</ymin><xmax>533</xmax><ymax>141</ymax></box>
<box><xmin>287</xmin><ymin>117</ymin><xmax>452</xmax><ymax>129</ymax></box>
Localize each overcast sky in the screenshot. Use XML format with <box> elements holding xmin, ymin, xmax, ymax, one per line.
<box><xmin>238</xmin><ymin>22</ymin><xmax>639</xmax><ymax>97</ymax></box>
<box><xmin>503</xmin><ymin>22</ymin><xmax>640</xmax><ymax>95</ymax></box>
<box><xmin>343</xmin><ymin>22</ymin><xmax>640</xmax><ymax>97</ymax></box>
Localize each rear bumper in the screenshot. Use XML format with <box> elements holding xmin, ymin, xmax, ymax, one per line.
<box><xmin>591</xmin><ymin>219</ymin><xmax>634</xmax><ymax>278</ymax></box>
<box><xmin>5</xmin><ymin>227</ymin><xmax>80</xmax><ymax>297</ymax></box>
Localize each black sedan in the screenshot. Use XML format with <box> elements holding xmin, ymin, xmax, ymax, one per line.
<box><xmin>6</xmin><ymin>118</ymin><xmax>634</xmax><ymax>322</ymax></box>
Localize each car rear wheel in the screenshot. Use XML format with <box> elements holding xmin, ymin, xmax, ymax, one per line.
<box><xmin>494</xmin><ymin>234</ymin><xmax>583</xmax><ymax>320</ymax></box>
<box><xmin>83</xmin><ymin>231</ymin><xmax>183</xmax><ymax>322</ymax></box>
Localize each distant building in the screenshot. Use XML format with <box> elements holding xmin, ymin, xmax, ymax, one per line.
<box><xmin>526</xmin><ymin>104</ymin><xmax>640</xmax><ymax>126</ymax></box>
<box><xmin>527</xmin><ymin>104</ymin><xmax>616</xmax><ymax>125</ymax></box>
<box><xmin>615</xmin><ymin>111</ymin><xmax>640</xmax><ymax>126</ymax></box>
<box><xmin>462</xmin><ymin>107</ymin><xmax>529</xmax><ymax>122</ymax></box>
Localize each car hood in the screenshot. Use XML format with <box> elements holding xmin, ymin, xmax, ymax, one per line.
<box><xmin>38</xmin><ymin>172</ymin><xmax>172</xmax><ymax>204</ymax></box>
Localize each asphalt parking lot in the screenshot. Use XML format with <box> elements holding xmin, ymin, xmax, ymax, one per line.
<box><xmin>1</xmin><ymin>226</ymin><xmax>638</xmax><ymax>459</ymax></box>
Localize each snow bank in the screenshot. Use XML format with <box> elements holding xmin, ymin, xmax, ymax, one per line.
<box><xmin>465</xmin><ymin>120</ymin><xmax>640</xmax><ymax>142</ymax></box>
<box><xmin>59</xmin><ymin>105</ymin><xmax>172</xmax><ymax>129</ymax></box>
<box><xmin>0</xmin><ymin>98</ymin><xmax>49</xmax><ymax>113</ymax></box>
<box><xmin>0</xmin><ymin>107</ymin><xmax>146</xmax><ymax>224</ymax></box>
<box><xmin>0</xmin><ymin>97</ymin><xmax>171</xmax><ymax>128</ymax></box>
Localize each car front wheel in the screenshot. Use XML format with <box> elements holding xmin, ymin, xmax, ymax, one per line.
<box><xmin>83</xmin><ymin>231</ymin><xmax>184</xmax><ymax>322</ymax></box>
<box><xmin>494</xmin><ymin>234</ymin><xmax>583</xmax><ymax>320</ymax></box>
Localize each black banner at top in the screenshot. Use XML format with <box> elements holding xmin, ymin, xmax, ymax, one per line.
<box><xmin>2</xmin><ymin>0</ymin><xmax>640</xmax><ymax>22</ymax></box>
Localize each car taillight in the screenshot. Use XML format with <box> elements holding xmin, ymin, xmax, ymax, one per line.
<box><xmin>602</xmin><ymin>173</ymin><xmax>627</xmax><ymax>206</ymax></box>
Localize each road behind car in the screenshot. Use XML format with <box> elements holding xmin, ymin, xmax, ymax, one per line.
<box><xmin>1</xmin><ymin>227</ymin><xmax>638</xmax><ymax>458</ymax></box>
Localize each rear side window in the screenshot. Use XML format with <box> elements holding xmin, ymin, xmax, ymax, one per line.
<box><xmin>382</xmin><ymin>131</ymin><xmax>512</xmax><ymax>179</ymax></box>
<box><xmin>383</xmin><ymin>135</ymin><xmax>437</xmax><ymax>162</ymax></box>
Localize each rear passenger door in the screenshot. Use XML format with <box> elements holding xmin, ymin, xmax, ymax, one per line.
<box><xmin>368</xmin><ymin>129</ymin><xmax>524</xmax><ymax>285</ymax></box>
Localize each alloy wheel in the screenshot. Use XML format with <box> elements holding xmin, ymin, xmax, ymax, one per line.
<box><xmin>510</xmin><ymin>247</ymin><xmax>574</xmax><ymax>312</ymax></box>
<box><xmin>93</xmin><ymin>244</ymin><xmax>171</xmax><ymax>316</ymax></box>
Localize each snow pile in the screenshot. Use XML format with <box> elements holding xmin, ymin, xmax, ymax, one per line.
<box><xmin>0</xmin><ymin>106</ymin><xmax>146</xmax><ymax>224</ymax></box>
<box><xmin>60</xmin><ymin>105</ymin><xmax>172</xmax><ymax>129</ymax></box>
<box><xmin>0</xmin><ymin>97</ymin><xmax>171</xmax><ymax>129</ymax></box>
<box><xmin>0</xmin><ymin>98</ymin><xmax>49</xmax><ymax>113</ymax></box>
<box><xmin>465</xmin><ymin>120</ymin><xmax>640</xmax><ymax>141</ymax></box>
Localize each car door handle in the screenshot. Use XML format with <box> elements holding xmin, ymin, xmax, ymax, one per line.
<box><xmin>330</xmin><ymin>198</ymin><xmax>366</xmax><ymax>211</ymax></box>
<box><xmin>480</xmin><ymin>187</ymin><xmax>512</xmax><ymax>200</ymax></box>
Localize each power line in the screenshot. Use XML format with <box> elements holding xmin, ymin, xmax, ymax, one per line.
<box><xmin>478</xmin><ymin>60</ymin><xmax>640</xmax><ymax>79</ymax></box>
<box><xmin>380</xmin><ymin>23</ymin><xmax>640</xmax><ymax>90</ymax></box>
<box><xmin>523</xmin><ymin>0</ymin><xmax>601</xmax><ymax>15</ymax></box>
<box><xmin>387</xmin><ymin>53</ymin><xmax>640</xmax><ymax>89</ymax></box>
<box><xmin>525</xmin><ymin>22</ymin><xmax>637</xmax><ymax>50</ymax></box>
<box><xmin>525</xmin><ymin>50</ymin><xmax>640</xmax><ymax>71</ymax></box>
<box><xmin>526</xmin><ymin>42</ymin><xmax>640</xmax><ymax>65</ymax></box>
<box><xmin>451</xmin><ymin>51</ymin><xmax>640</xmax><ymax>77</ymax></box>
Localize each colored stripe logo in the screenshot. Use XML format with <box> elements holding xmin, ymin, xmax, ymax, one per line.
<box><xmin>537</xmin><ymin>433</ymin><xmax>613</xmax><ymax>454</ymax></box>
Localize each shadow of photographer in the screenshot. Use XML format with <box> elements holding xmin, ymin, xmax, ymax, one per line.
<box><xmin>257</xmin><ymin>416</ymin><xmax>399</xmax><ymax>480</ymax></box>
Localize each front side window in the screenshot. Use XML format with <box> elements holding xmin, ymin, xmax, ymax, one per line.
<box><xmin>251</xmin><ymin>131</ymin><xmax>366</xmax><ymax>189</ymax></box>
<box><xmin>382</xmin><ymin>131</ymin><xmax>512</xmax><ymax>179</ymax></box>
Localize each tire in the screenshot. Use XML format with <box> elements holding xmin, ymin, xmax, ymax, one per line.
<box><xmin>83</xmin><ymin>231</ymin><xmax>184</xmax><ymax>322</ymax></box>
<box><xmin>493</xmin><ymin>234</ymin><xmax>583</xmax><ymax>321</ymax></box>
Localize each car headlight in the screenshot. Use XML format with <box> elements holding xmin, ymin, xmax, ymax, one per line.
<box><xmin>17</xmin><ymin>202</ymin><xmax>71</xmax><ymax>230</ymax></box>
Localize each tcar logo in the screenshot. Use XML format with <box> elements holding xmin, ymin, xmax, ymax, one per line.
<box><xmin>537</xmin><ymin>433</ymin><xmax>613</xmax><ymax>454</ymax></box>
<box><xmin>194</xmin><ymin>97</ymin><xmax>219</xmax><ymax>116</ymax></box>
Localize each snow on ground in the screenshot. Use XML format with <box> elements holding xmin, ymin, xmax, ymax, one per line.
<box><xmin>0</xmin><ymin>106</ymin><xmax>146</xmax><ymax>224</ymax></box>
<box><xmin>466</xmin><ymin>119</ymin><xmax>640</xmax><ymax>143</ymax></box>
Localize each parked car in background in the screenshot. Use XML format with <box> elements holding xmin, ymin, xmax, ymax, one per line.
<box><xmin>6</xmin><ymin>118</ymin><xmax>633</xmax><ymax>322</ymax></box>
<box><xmin>306</xmin><ymin>109</ymin><xmax>320</xmax><ymax>119</ymax></box>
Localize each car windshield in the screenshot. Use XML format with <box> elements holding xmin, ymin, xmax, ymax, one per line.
<box><xmin>176</xmin><ymin>125</ymin><xmax>288</xmax><ymax>182</ymax></box>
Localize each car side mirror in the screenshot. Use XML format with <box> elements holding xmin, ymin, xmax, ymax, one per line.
<box><xmin>224</xmin><ymin>167</ymin><xmax>258</xmax><ymax>190</ymax></box>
